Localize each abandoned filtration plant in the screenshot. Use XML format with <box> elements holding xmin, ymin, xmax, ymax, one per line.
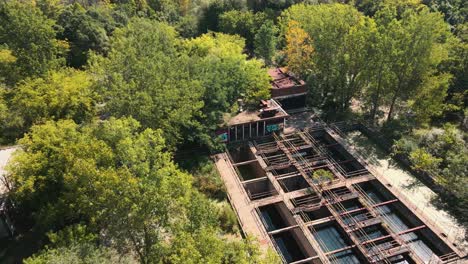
<box><xmin>213</xmin><ymin>101</ymin><xmax>466</xmax><ymax>263</ymax></box>
<box><xmin>214</xmin><ymin>123</ymin><xmax>465</xmax><ymax>263</ymax></box>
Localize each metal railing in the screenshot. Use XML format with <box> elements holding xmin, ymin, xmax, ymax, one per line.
<box><xmin>353</xmin><ymin>183</ymin><xmax>431</xmax><ymax>264</ymax></box>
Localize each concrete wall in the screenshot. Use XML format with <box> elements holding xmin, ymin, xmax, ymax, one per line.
<box><xmin>291</xmin><ymin>227</ymin><xmax>318</xmax><ymax>257</ymax></box>
<box><xmin>393</xmin><ymin>202</ymin><xmax>453</xmax><ymax>256</ymax></box>
<box><xmin>244</xmin><ymin>178</ymin><xmax>277</xmax><ymax>199</ymax></box>
<box><xmin>276</xmin><ymin>202</ymin><xmax>297</xmax><ymax>227</ymax></box>
<box><xmin>271</xmin><ymin>85</ymin><xmax>307</xmax><ymax>98</ymax></box>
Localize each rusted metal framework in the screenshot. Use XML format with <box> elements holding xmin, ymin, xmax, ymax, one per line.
<box><xmin>275</xmin><ymin>130</ymin><xmax>465</xmax><ymax>263</ymax></box>
<box><xmin>215</xmin><ymin>123</ymin><xmax>464</xmax><ymax>264</ymax></box>
<box><xmin>273</xmin><ymin>132</ymin><xmax>413</xmax><ymax>263</ymax></box>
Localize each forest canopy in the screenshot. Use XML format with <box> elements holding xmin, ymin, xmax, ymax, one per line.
<box><xmin>0</xmin><ymin>0</ymin><xmax>466</xmax><ymax>262</ymax></box>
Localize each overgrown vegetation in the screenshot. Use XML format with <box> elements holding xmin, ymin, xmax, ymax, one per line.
<box><xmin>312</xmin><ymin>169</ymin><xmax>334</xmax><ymax>185</ymax></box>
<box><xmin>393</xmin><ymin>124</ymin><xmax>468</xmax><ymax>225</ymax></box>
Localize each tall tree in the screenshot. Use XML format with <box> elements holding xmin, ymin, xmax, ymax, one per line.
<box><xmin>4</xmin><ymin>118</ymin><xmax>191</xmax><ymax>260</ymax></box>
<box><xmin>184</xmin><ymin>32</ymin><xmax>270</xmax><ymax>148</ymax></box>
<box><xmin>56</xmin><ymin>3</ymin><xmax>123</xmax><ymax>68</ymax></box>
<box><xmin>254</xmin><ymin>20</ymin><xmax>278</xmax><ymax>65</ymax></box>
<box><xmin>9</xmin><ymin>68</ymin><xmax>95</xmax><ymax>135</ymax></box>
<box><xmin>363</xmin><ymin>1</ymin><xmax>455</xmax><ymax>124</ymax></box>
<box><xmin>408</xmin><ymin>73</ymin><xmax>452</xmax><ymax>126</ymax></box>
<box><xmin>283</xmin><ymin>20</ymin><xmax>314</xmax><ymax>76</ymax></box>
<box><xmin>93</xmin><ymin>19</ymin><xmax>270</xmax><ymax>150</ymax></box>
<box><xmin>0</xmin><ymin>1</ymin><xmax>65</xmax><ymax>84</ymax></box>
<box><xmin>363</xmin><ymin>9</ymin><xmax>395</xmax><ymax>122</ymax></box>
<box><xmin>91</xmin><ymin>18</ymin><xmax>204</xmax><ymax>149</ymax></box>
<box><xmin>379</xmin><ymin>5</ymin><xmax>452</xmax><ymax>121</ymax></box>
<box><xmin>280</xmin><ymin>3</ymin><xmax>454</xmax><ymax>120</ymax></box>
<box><xmin>6</xmin><ymin>117</ymin><xmax>279</xmax><ymax>263</ymax></box>
<box><xmin>219</xmin><ymin>10</ymin><xmax>267</xmax><ymax>49</ymax></box>
<box><xmin>439</xmin><ymin>24</ymin><xmax>468</xmax><ymax>124</ymax></box>
<box><xmin>280</xmin><ymin>4</ymin><xmax>372</xmax><ymax>110</ymax></box>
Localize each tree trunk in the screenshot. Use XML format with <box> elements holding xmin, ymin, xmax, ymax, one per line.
<box><xmin>370</xmin><ymin>95</ymin><xmax>379</xmax><ymax>122</ymax></box>
<box><xmin>345</xmin><ymin>74</ymin><xmax>358</xmax><ymax>111</ymax></box>
<box><xmin>129</xmin><ymin>231</ymin><xmax>146</xmax><ymax>264</ymax></box>
<box><xmin>387</xmin><ymin>92</ymin><xmax>398</xmax><ymax>121</ymax></box>
<box><xmin>370</xmin><ymin>73</ymin><xmax>383</xmax><ymax>123</ymax></box>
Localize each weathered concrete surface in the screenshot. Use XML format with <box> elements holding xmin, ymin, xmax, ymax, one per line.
<box><xmin>0</xmin><ymin>147</ymin><xmax>18</xmax><ymax>195</ymax></box>
<box><xmin>213</xmin><ymin>153</ymin><xmax>272</xmax><ymax>251</ymax></box>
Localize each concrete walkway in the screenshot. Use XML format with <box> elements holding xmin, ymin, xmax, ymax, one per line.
<box><xmin>0</xmin><ymin>147</ymin><xmax>18</xmax><ymax>194</ymax></box>
<box><xmin>213</xmin><ymin>153</ymin><xmax>272</xmax><ymax>251</ymax></box>
<box><xmin>345</xmin><ymin>131</ymin><xmax>467</xmax><ymax>253</ymax></box>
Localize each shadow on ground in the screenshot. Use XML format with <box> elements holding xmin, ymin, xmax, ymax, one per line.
<box><xmin>0</xmin><ymin>230</ymin><xmax>45</xmax><ymax>264</ymax></box>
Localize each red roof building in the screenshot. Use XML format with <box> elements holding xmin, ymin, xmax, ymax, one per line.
<box><xmin>268</xmin><ymin>68</ymin><xmax>307</xmax><ymax>99</ymax></box>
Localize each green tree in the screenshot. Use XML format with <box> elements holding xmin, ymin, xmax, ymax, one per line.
<box><xmin>423</xmin><ymin>0</ymin><xmax>467</xmax><ymax>27</ymax></box>
<box><xmin>254</xmin><ymin>20</ymin><xmax>278</xmax><ymax>64</ymax></box>
<box><xmin>394</xmin><ymin>124</ymin><xmax>468</xmax><ymax>228</ymax></box>
<box><xmin>0</xmin><ymin>86</ymin><xmax>8</xmax><ymax>143</ymax></box>
<box><xmin>409</xmin><ymin>148</ymin><xmax>443</xmax><ymax>173</ymax></box>
<box><xmin>280</xmin><ymin>4</ymin><xmax>372</xmax><ymax>110</ymax></box>
<box><xmin>0</xmin><ymin>1</ymin><xmax>65</xmax><ymax>84</ymax></box>
<box><xmin>439</xmin><ymin>23</ymin><xmax>468</xmax><ymax>124</ymax></box>
<box><xmin>362</xmin><ymin>8</ymin><xmax>395</xmax><ymax>122</ymax></box>
<box><xmin>281</xmin><ymin>3</ymin><xmax>454</xmax><ymax>120</ymax></box>
<box><xmin>218</xmin><ymin>202</ymin><xmax>239</xmax><ymax>233</ymax></box>
<box><xmin>93</xmin><ymin>19</ymin><xmax>270</xmax><ymax>149</ymax></box>
<box><xmin>57</xmin><ymin>3</ymin><xmax>124</xmax><ymax>68</ymax></box>
<box><xmin>6</xmin><ymin>117</ymin><xmax>275</xmax><ymax>263</ymax></box>
<box><xmin>35</xmin><ymin>0</ymin><xmax>65</xmax><ymax>19</ymax></box>
<box><xmin>24</xmin><ymin>243</ymin><xmax>136</xmax><ymax>264</ymax></box>
<box><xmin>378</xmin><ymin>5</ymin><xmax>452</xmax><ymax>121</ymax></box>
<box><xmin>91</xmin><ymin>18</ymin><xmax>204</xmax><ymax>149</ymax></box>
<box><xmin>0</xmin><ymin>48</ymin><xmax>17</xmax><ymax>84</ymax></box>
<box><xmin>198</xmin><ymin>0</ymin><xmax>247</xmax><ymax>33</ymax></box>
<box><xmin>408</xmin><ymin>73</ymin><xmax>452</xmax><ymax>126</ymax></box>
<box><xmin>9</xmin><ymin>68</ymin><xmax>95</xmax><ymax>136</ymax></box>
<box><xmin>312</xmin><ymin>169</ymin><xmax>334</xmax><ymax>186</ymax></box>
<box><xmin>5</xmin><ymin>118</ymin><xmax>191</xmax><ymax>261</ymax></box>
<box><xmin>0</xmin><ymin>86</ymin><xmax>7</xmax><ymax>122</ymax></box>
<box><xmin>219</xmin><ymin>10</ymin><xmax>267</xmax><ymax>49</ymax></box>
<box><xmin>185</xmin><ymin>32</ymin><xmax>270</xmax><ymax>148</ymax></box>
<box><xmin>362</xmin><ymin>1</ymin><xmax>456</xmax><ymax>125</ymax></box>
<box><xmin>354</xmin><ymin>0</ymin><xmax>384</xmax><ymax>16</ymax></box>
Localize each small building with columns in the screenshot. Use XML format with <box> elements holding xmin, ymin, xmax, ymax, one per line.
<box><xmin>217</xmin><ymin>99</ymin><xmax>289</xmax><ymax>143</ymax></box>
